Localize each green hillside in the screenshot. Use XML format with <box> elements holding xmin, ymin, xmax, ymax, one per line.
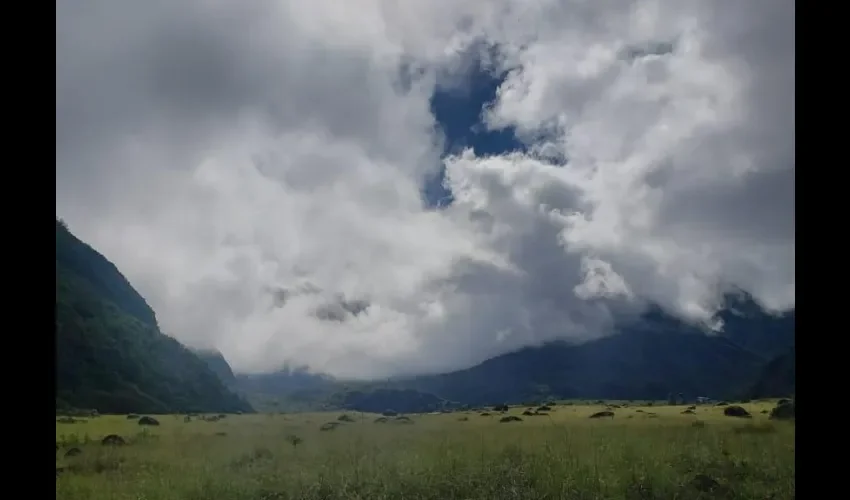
<box><xmin>55</xmin><ymin>219</ymin><xmax>253</xmax><ymax>414</ymax></box>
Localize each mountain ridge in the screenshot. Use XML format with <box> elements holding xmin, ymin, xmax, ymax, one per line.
<box><xmin>234</xmin><ymin>301</ymin><xmax>794</xmax><ymax>412</ymax></box>
<box><xmin>56</xmin><ymin>220</ymin><xmax>253</xmax><ymax>414</ymax></box>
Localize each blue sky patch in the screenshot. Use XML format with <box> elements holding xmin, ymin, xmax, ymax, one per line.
<box><xmin>423</xmin><ymin>58</ymin><xmax>525</xmax><ymax>209</ymax></box>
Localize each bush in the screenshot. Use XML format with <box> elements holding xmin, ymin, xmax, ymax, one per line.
<box><xmin>722</xmin><ymin>406</ymin><xmax>751</xmax><ymax>418</ymax></box>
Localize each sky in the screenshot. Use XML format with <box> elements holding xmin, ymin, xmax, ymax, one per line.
<box><xmin>56</xmin><ymin>0</ymin><xmax>795</xmax><ymax>379</ymax></box>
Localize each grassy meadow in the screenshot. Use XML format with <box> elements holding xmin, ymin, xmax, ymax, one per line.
<box><xmin>56</xmin><ymin>401</ymin><xmax>794</xmax><ymax>500</ymax></box>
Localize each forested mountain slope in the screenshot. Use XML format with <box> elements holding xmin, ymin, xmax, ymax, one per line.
<box><xmin>56</xmin><ymin>220</ymin><xmax>253</xmax><ymax>414</ymax></box>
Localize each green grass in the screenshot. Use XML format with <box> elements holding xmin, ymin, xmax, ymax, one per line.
<box><xmin>56</xmin><ymin>401</ymin><xmax>794</xmax><ymax>500</ymax></box>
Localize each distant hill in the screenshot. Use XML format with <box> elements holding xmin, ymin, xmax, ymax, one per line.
<box><xmin>236</xmin><ymin>366</ymin><xmax>333</xmax><ymax>395</ymax></box>
<box><xmin>336</xmin><ymin>388</ymin><xmax>448</xmax><ymax>414</ymax></box>
<box><xmin>55</xmin><ymin>220</ymin><xmax>253</xmax><ymax>414</ymax></box>
<box><xmin>748</xmin><ymin>346</ymin><xmax>795</xmax><ymax>399</ymax></box>
<box><xmin>398</xmin><ymin>332</ymin><xmax>761</xmax><ymax>406</ymax></box>
<box><xmin>240</xmin><ymin>327</ymin><xmax>765</xmax><ymax>412</ymax></box>
<box><xmin>238</xmin><ymin>299</ymin><xmax>793</xmax><ymax>412</ymax></box>
<box><xmin>400</xmin><ymin>302</ymin><xmax>792</xmax><ymax>407</ymax></box>
<box><xmin>234</xmin><ymin>367</ymin><xmax>340</xmax><ymax>412</ymax></box>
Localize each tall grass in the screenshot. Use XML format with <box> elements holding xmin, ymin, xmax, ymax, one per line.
<box><xmin>56</xmin><ymin>402</ymin><xmax>794</xmax><ymax>500</ymax></box>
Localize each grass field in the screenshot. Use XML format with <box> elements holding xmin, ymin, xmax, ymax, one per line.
<box><xmin>56</xmin><ymin>401</ymin><xmax>794</xmax><ymax>500</ymax></box>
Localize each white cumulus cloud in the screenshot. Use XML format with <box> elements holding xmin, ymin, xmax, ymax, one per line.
<box><xmin>56</xmin><ymin>0</ymin><xmax>794</xmax><ymax>378</ymax></box>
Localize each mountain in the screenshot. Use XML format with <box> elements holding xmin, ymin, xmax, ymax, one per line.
<box><xmin>398</xmin><ymin>331</ymin><xmax>763</xmax><ymax>406</ymax></box>
<box><xmin>236</xmin><ymin>366</ymin><xmax>333</xmax><ymax>394</ymax></box>
<box><xmin>239</xmin><ymin>301</ymin><xmax>793</xmax><ymax>412</ymax></box>
<box><xmin>197</xmin><ymin>350</ymin><xmax>237</xmax><ymax>386</ymax></box>
<box><xmin>243</xmin><ymin>327</ymin><xmax>767</xmax><ymax>412</ymax></box>
<box><xmin>748</xmin><ymin>346</ymin><xmax>795</xmax><ymax>399</ymax></box>
<box><xmin>715</xmin><ymin>293</ymin><xmax>795</xmax><ymax>359</ymax></box>
<box><xmin>396</xmin><ymin>304</ymin><xmax>793</xmax><ymax>407</ymax></box>
<box><xmin>56</xmin><ymin>220</ymin><xmax>253</xmax><ymax>414</ymax></box>
<box><xmin>234</xmin><ymin>367</ymin><xmax>340</xmax><ymax>412</ymax></box>
<box><xmin>335</xmin><ymin>388</ymin><xmax>448</xmax><ymax>414</ymax></box>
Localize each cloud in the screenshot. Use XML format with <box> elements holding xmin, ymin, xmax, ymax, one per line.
<box><xmin>56</xmin><ymin>0</ymin><xmax>794</xmax><ymax>378</ymax></box>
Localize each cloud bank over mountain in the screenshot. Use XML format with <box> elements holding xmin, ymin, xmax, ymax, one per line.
<box><xmin>56</xmin><ymin>0</ymin><xmax>794</xmax><ymax>378</ymax></box>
